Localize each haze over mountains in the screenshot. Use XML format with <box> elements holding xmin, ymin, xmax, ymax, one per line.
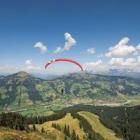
<box><xmin>108</xmin><ymin>69</ymin><xmax>140</xmax><ymax>78</ymax></box>
<box><xmin>1</xmin><ymin>68</ymin><xmax>140</xmax><ymax>79</ymax></box>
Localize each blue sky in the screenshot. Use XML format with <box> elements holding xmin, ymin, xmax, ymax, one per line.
<box><xmin>0</xmin><ymin>0</ymin><xmax>140</xmax><ymax>74</ymax></box>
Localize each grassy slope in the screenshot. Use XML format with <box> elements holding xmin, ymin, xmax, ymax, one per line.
<box><xmin>34</xmin><ymin>113</ymin><xmax>86</xmax><ymax>140</ymax></box>
<box><xmin>0</xmin><ymin>110</ymin><xmax>127</xmax><ymax>140</ymax></box>
<box><xmin>0</xmin><ymin>127</ymin><xmax>49</xmax><ymax>140</ymax></box>
<box><xmin>79</xmin><ymin>111</ymin><xmax>123</xmax><ymax>140</ymax></box>
<box><xmin>34</xmin><ymin>124</ymin><xmax>65</xmax><ymax>140</ymax></box>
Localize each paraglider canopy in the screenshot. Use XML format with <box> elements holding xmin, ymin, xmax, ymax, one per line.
<box><xmin>45</xmin><ymin>58</ymin><xmax>83</xmax><ymax>71</ymax></box>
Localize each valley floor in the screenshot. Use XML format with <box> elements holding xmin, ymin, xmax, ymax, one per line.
<box><xmin>3</xmin><ymin>95</ymin><xmax>140</xmax><ymax>117</ymax></box>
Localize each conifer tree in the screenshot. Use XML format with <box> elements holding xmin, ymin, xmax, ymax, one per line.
<box><xmin>33</xmin><ymin>124</ymin><xmax>36</xmax><ymax>131</ymax></box>
<box><xmin>64</xmin><ymin>135</ymin><xmax>67</xmax><ymax>140</ymax></box>
<box><xmin>71</xmin><ymin>129</ymin><xmax>77</xmax><ymax>140</ymax></box>
<box><xmin>41</xmin><ymin>127</ymin><xmax>45</xmax><ymax>133</ymax></box>
<box><xmin>76</xmin><ymin>134</ymin><xmax>80</xmax><ymax>140</ymax></box>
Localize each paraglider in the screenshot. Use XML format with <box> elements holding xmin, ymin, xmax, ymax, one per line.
<box><xmin>45</xmin><ymin>58</ymin><xmax>83</xmax><ymax>71</ymax></box>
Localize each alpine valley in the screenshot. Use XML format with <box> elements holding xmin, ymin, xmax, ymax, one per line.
<box><xmin>0</xmin><ymin>71</ymin><xmax>140</xmax><ymax>115</ymax></box>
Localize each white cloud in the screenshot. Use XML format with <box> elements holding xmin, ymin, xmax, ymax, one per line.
<box><xmin>84</xmin><ymin>60</ymin><xmax>102</xmax><ymax>70</ymax></box>
<box><xmin>53</xmin><ymin>47</ymin><xmax>63</xmax><ymax>54</ymax></box>
<box><xmin>109</xmin><ymin>58</ymin><xmax>124</xmax><ymax>65</ymax></box>
<box><xmin>26</xmin><ymin>65</ymin><xmax>34</xmax><ymax>70</ymax></box>
<box><xmin>54</xmin><ymin>32</ymin><xmax>76</xmax><ymax>54</ymax></box>
<box><xmin>87</xmin><ymin>48</ymin><xmax>96</xmax><ymax>54</ymax></box>
<box><xmin>137</xmin><ymin>56</ymin><xmax>140</xmax><ymax>63</ymax></box>
<box><xmin>25</xmin><ymin>59</ymin><xmax>32</xmax><ymax>65</ymax></box>
<box><xmin>109</xmin><ymin>57</ymin><xmax>138</xmax><ymax>67</ymax></box>
<box><xmin>105</xmin><ymin>37</ymin><xmax>136</xmax><ymax>57</ymax></box>
<box><xmin>34</xmin><ymin>42</ymin><xmax>47</xmax><ymax>53</ymax></box>
<box><xmin>24</xmin><ymin>59</ymin><xmax>41</xmax><ymax>71</ymax></box>
<box><xmin>136</xmin><ymin>44</ymin><xmax>140</xmax><ymax>50</ymax></box>
<box><xmin>97</xmin><ymin>53</ymin><xmax>104</xmax><ymax>58</ymax></box>
<box><xmin>25</xmin><ymin>59</ymin><xmax>34</xmax><ymax>70</ymax></box>
<box><xmin>64</xmin><ymin>32</ymin><xmax>76</xmax><ymax>50</ymax></box>
<box><xmin>108</xmin><ymin>56</ymin><xmax>140</xmax><ymax>72</ymax></box>
<box><xmin>123</xmin><ymin>58</ymin><xmax>137</xmax><ymax>67</ymax></box>
<box><xmin>85</xmin><ymin>60</ymin><xmax>102</xmax><ymax>67</ymax></box>
<box><xmin>133</xmin><ymin>51</ymin><xmax>139</xmax><ymax>56</ymax></box>
<box><xmin>64</xmin><ymin>33</ymin><xmax>76</xmax><ymax>51</ymax></box>
<box><xmin>125</xmin><ymin>58</ymin><xmax>136</xmax><ymax>64</ymax></box>
<box><xmin>84</xmin><ymin>60</ymin><xmax>109</xmax><ymax>73</ymax></box>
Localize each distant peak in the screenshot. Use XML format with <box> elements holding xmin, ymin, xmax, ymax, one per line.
<box><xmin>14</xmin><ymin>71</ymin><xmax>30</xmax><ymax>77</ymax></box>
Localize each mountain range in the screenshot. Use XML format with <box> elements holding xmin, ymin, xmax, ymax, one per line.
<box><xmin>0</xmin><ymin>71</ymin><xmax>140</xmax><ymax>109</ymax></box>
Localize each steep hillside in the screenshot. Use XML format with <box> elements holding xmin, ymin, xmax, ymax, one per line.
<box><xmin>0</xmin><ymin>112</ymin><xmax>122</xmax><ymax>140</ymax></box>
<box><xmin>33</xmin><ymin>112</ymin><xmax>122</xmax><ymax>140</ymax></box>
<box><xmin>79</xmin><ymin>111</ymin><xmax>122</xmax><ymax>140</ymax></box>
<box><xmin>34</xmin><ymin>113</ymin><xmax>86</xmax><ymax>140</ymax></box>
<box><xmin>1</xmin><ymin>105</ymin><xmax>140</xmax><ymax>140</ymax></box>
